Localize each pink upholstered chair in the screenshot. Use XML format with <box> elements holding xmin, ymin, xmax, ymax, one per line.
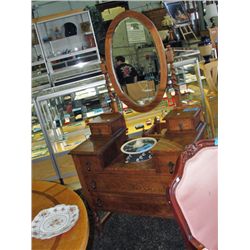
<box><xmin>169</xmin><ymin>139</ymin><xmax>218</xmax><ymax>250</ymax></box>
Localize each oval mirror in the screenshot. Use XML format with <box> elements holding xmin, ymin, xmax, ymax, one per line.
<box><xmin>105</xmin><ymin>10</ymin><xmax>167</xmax><ymax>112</ymax></box>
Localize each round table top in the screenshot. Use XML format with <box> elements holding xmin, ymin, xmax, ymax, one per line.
<box><xmin>32</xmin><ymin>180</ymin><xmax>89</xmax><ymax>250</ymax></box>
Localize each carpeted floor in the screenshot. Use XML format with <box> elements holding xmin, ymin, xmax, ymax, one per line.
<box><xmin>75</xmin><ymin>190</ymin><xmax>186</xmax><ymax>250</ymax></box>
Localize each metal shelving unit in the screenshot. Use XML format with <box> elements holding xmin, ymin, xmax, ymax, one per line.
<box><xmin>32</xmin><ymin>10</ymin><xmax>102</xmax><ymax>91</ymax></box>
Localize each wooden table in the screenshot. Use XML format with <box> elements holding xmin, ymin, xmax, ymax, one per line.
<box><xmin>32</xmin><ymin>180</ymin><xmax>89</xmax><ymax>250</ymax></box>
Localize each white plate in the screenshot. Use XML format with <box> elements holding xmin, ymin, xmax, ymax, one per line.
<box><xmin>32</xmin><ymin>204</ymin><xmax>79</xmax><ymax>239</ymax></box>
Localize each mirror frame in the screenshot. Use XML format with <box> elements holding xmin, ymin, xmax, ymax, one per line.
<box><xmin>105</xmin><ymin>10</ymin><xmax>167</xmax><ymax>112</ymax></box>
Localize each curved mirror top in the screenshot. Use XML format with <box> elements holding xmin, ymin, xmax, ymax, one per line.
<box><xmin>105</xmin><ymin>11</ymin><xmax>167</xmax><ymax>112</ymax></box>
<box><xmin>112</xmin><ymin>17</ymin><xmax>160</xmax><ymax>106</ymax></box>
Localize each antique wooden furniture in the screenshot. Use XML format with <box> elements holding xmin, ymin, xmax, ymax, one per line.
<box><xmin>32</xmin><ymin>180</ymin><xmax>89</xmax><ymax>250</ymax></box>
<box><xmin>70</xmin><ymin>112</ymin><xmax>206</xmax><ymax>225</ymax></box>
<box><xmin>70</xmin><ymin>11</ymin><xmax>205</xmax><ymax>232</ymax></box>
<box><xmin>199</xmin><ymin>60</ymin><xmax>218</xmax><ymax>94</ymax></box>
<box><xmin>164</xmin><ymin>107</ymin><xmax>206</xmax><ymax>144</ymax></box>
<box><xmin>142</xmin><ymin>8</ymin><xmax>169</xmax><ymax>31</ymax></box>
<box><xmin>163</xmin><ymin>1</ymin><xmax>198</xmax><ymax>41</ymax></box>
<box><xmin>165</xmin><ymin>108</ymin><xmax>202</xmax><ymax>132</ymax></box>
<box><xmin>105</xmin><ymin>10</ymin><xmax>167</xmax><ymax>112</ymax></box>
<box><xmin>144</xmin><ymin>107</ymin><xmax>206</xmax><ymax>145</ymax></box>
<box><xmin>70</xmin><ymin>10</ymin><xmax>207</xmax><ymax>229</ymax></box>
<box><xmin>71</xmin><ymin>113</ymin><xmax>180</xmax><ymax>221</ymax></box>
<box><xmin>88</xmin><ymin>112</ymin><xmax>126</xmax><ymax>136</ymax></box>
<box><xmin>169</xmin><ymin>139</ymin><xmax>218</xmax><ymax>250</ymax></box>
<box><xmin>176</xmin><ymin>23</ymin><xmax>198</xmax><ymax>41</ymax></box>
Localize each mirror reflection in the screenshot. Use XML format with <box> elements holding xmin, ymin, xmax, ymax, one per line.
<box><xmin>112</xmin><ymin>17</ymin><xmax>160</xmax><ymax>106</ymax></box>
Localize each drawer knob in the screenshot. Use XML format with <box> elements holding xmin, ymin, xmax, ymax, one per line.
<box><xmin>96</xmin><ymin>198</ymin><xmax>103</xmax><ymax>207</ymax></box>
<box><xmin>168</xmin><ymin>161</ymin><xmax>175</xmax><ymax>174</ymax></box>
<box><xmin>178</xmin><ymin>123</ymin><xmax>183</xmax><ymax>131</ymax></box>
<box><xmin>85</xmin><ymin>161</ymin><xmax>91</xmax><ymax>171</ymax></box>
<box><xmin>90</xmin><ymin>180</ymin><xmax>96</xmax><ymax>190</ymax></box>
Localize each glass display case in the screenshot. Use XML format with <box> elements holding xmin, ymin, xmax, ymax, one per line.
<box><xmin>170</xmin><ymin>48</ymin><xmax>217</xmax><ymax>110</ymax></box>
<box><xmin>32</xmin><ymin>74</ymin><xmax>113</xmax><ymax>184</ymax></box>
<box><xmin>169</xmin><ymin>57</ymin><xmax>211</xmax><ymax>129</ymax></box>
<box><xmin>32</xmin><ymin>101</ymin><xmax>49</xmax><ymax>159</ymax></box>
<box><xmin>35</xmin><ymin>74</ymin><xmax>109</xmax><ymax>146</ymax></box>
<box><xmin>32</xmin><ymin>24</ymin><xmax>51</xmax><ymax>92</ymax></box>
<box><xmin>35</xmin><ymin>10</ymin><xmax>101</xmax><ymax>85</ymax></box>
<box><xmin>32</xmin><ymin>98</ymin><xmax>66</xmax><ymax>184</ymax></box>
<box><xmin>173</xmin><ymin>47</ymin><xmax>217</xmax><ymax>62</ymax></box>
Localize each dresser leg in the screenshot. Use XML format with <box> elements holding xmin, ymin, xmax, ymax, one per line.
<box><xmin>93</xmin><ymin>211</ymin><xmax>102</xmax><ymax>234</ymax></box>
<box><xmin>93</xmin><ymin>211</ymin><xmax>113</xmax><ymax>235</ymax></box>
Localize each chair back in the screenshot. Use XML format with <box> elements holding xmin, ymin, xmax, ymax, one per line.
<box><xmin>208</xmin><ymin>26</ymin><xmax>218</xmax><ymax>51</ymax></box>
<box><xmin>169</xmin><ymin>139</ymin><xmax>218</xmax><ymax>250</ymax></box>
<box><xmin>200</xmin><ymin>60</ymin><xmax>218</xmax><ymax>94</ymax></box>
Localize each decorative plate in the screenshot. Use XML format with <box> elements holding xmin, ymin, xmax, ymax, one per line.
<box><xmin>32</xmin><ymin>204</ymin><xmax>79</xmax><ymax>239</ymax></box>
<box><xmin>125</xmin><ymin>151</ymin><xmax>153</xmax><ymax>163</ymax></box>
<box><xmin>120</xmin><ymin>137</ymin><xmax>157</xmax><ymax>155</ymax></box>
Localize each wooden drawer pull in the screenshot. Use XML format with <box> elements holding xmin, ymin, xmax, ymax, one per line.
<box><xmin>90</xmin><ymin>180</ymin><xmax>96</xmax><ymax>190</ymax></box>
<box><xmin>168</xmin><ymin>161</ymin><xmax>175</xmax><ymax>174</ymax></box>
<box><xmin>178</xmin><ymin>122</ymin><xmax>183</xmax><ymax>131</ymax></box>
<box><xmin>85</xmin><ymin>161</ymin><xmax>91</xmax><ymax>171</ymax></box>
<box><xmin>96</xmin><ymin>198</ymin><xmax>103</xmax><ymax>207</ymax></box>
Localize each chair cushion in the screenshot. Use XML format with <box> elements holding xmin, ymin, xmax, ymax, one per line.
<box><xmin>176</xmin><ymin>146</ymin><xmax>218</xmax><ymax>250</ymax></box>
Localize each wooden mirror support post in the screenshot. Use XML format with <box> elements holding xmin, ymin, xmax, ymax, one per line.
<box><xmin>100</xmin><ymin>58</ymin><xmax>119</xmax><ymax>113</ymax></box>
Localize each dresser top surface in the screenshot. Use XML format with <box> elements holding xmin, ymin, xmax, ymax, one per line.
<box><xmin>89</xmin><ymin>112</ymin><xmax>122</xmax><ymax>125</ymax></box>
<box><xmin>152</xmin><ymin>138</ymin><xmax>183</xmax><ymax>153</ymax></box>
<box><xmin>164</xmin><ymin>107</ymin><xmax>200</xmax><ymax>120</ymax></box>
<box><xmin>70</xmin><ymin>129</ymin><xmax>125</xmax><ymax>155</ymax></box>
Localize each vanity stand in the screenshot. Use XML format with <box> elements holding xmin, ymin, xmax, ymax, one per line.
<box><xmin>70</xmin><ymin>10</ymin><xmax>206</xmax><ymax>232</ymax></box>
<box><xmin>70</xmin><ymin>112</ymin><xmax>204</xmax><ymax>231</ymax></box>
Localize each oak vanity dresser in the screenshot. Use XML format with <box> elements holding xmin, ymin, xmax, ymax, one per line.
<box><xmin>70</xmin><ymin>111</ymin><xmax>206</xmax><ymax>225</ymax></box>
<box><xmin>70</xmin><ymin>9</ymin><xmax>207</xmax><ymax>227</ymax></box>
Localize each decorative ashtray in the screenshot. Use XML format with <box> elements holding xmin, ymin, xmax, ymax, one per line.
<box><xmin>32</xmin><ymin>204</ymin><xmax>79</xmax><ymax>239</ymax></box>
<box><xmin>121</xmin><ymin>137</ymin><xmax>157</xmax><ymax>163</ymax></box>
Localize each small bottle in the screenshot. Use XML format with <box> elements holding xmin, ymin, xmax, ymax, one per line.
<box><xmin>168</xmin><ymin>79</ymin><xmax>176</xmax><ymax>96</ymax></box>
<box><xmin>166</xmin><ymin>78</ymin><xmax>176</xmax><ymax>107</ymax></box>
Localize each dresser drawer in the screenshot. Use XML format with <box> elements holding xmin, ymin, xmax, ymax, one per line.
<box><xmin>78</xmin><ymin>156</ymin><xmax>103</xmax><ymax>173</ymax></box>
<box><xmin>91</xmin><ymin>193</ymin><xmax>174</xmax><ymax>218</ymax></box>
<box><xmin>164</xmin><ymin>107</ymin><xmax>201</xmax><ymax>132</ymax></box>
<box><xmin>153</xmin><ymin>152</ymin><xmax>180</xmax><ymax>174</ymax></box>
<box><xmin>89</xmin><ymin>112</ymin><xmax>126</xmax><ymax>136</ymax></box>
<box><xmin>90</xmin><ymin>124</ymin><xmax>111</xmax><ymax>136</ymax></box>
<box><xmin>85</xmin><ymin>174</ymin><xmax>172</xmax><ymax>195</ymax></box>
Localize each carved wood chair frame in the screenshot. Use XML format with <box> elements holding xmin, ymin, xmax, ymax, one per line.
<box><xmin>169</xmin><ymin>139</ymin><xmax>218</xmax><ymax>250</ymax></box>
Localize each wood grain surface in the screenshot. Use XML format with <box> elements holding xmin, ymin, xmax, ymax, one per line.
<box><xmin>32</xmin><ymin>180</ymin><xmax>89</xmax><ymax>250</ymax></box>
